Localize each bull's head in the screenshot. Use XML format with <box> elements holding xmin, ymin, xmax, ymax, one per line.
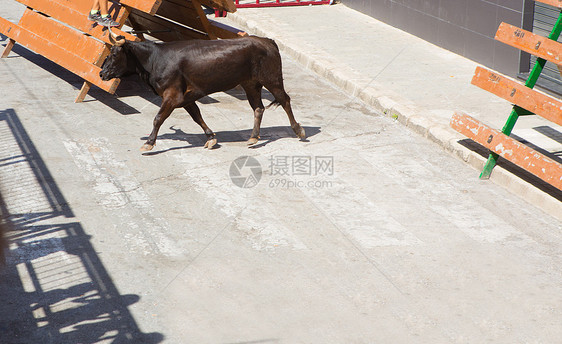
<box><xmin>99</xmin><ymin>30</ymin><xmax>136</xmax><ymax>81</ymax></box>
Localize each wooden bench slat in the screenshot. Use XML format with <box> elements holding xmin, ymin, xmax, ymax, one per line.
<box><xmin>19</xmin><ymin>9</ymin><xmax>106</xmax><ymax>64</ymax></box>
<box><xmin>190</xmin><ymin>0</ymin><xmax>216</xmax><ymax>39</ymax></box>
<box><xmin>200</xmin><ymin>0</ymin><xmax>237</xmax><ymax>13</ymax></box>
<box><xmin>15</xmin><ymin>0</ymin><xmax>126</xmax><ymax>23</ymax></box>
<box><xmin>16</xmin><ymin>0</ymin><xmax>92</xmax><ymax>13</ymax></box>
<box><xmin>495</xmin><ymin>22</ymin><xmax>562</xmax><ymax>66</ymax></box>
<box><xmin>16</xmin><ymin>0</ymin><xmax>163</xmax><ymax>26</ymax></box>
<box><xmin>127</xmin><ymin>9</ymin><xmax>207</xmax><ymax>41</ymax></box>
<box><xmin>450</xmin><ymin>112</ymin><xmax>562</xmax><ymax>189</ymax></box>
<box><xmin>471</xmin><ymin>66</ymin><xmax>562</xmax><ymax>127</ymax></box>
<box><xmin>15</xmin><ymin>0</ymin><xmax>138</xmax><ymax>43</ymax></box>
<box><xmin>156</xmin><ymin>0</ymin><xmax>204</xmax><ymax>31</ymax></box>
<box><xmin>534</xmin><ymin>0</ymin><xmax>562</xmax><ymax>8</ymax></box>
<box><xmin>50</xmin><ymin>0</ymin><xmax>164</xmax><ymax>15</ymax></box>
<box><xmin>208</xmin><ymin>19</ymin><xmax>247</xmax><ymax>39</ymax></box>
<box><xmin>121</xmin><ymin>0</ymin><xmax>163</xmax><ymax>15</ymax></box>
<box><xmin>0</xmin><ymin>17</ymin><xmax>119</xmax><ymax>93</ymax></box>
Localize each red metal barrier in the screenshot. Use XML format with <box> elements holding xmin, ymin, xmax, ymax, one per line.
<box><xmin>234</xmin><ymin>0</ymin><xmax>330</xmax><ymax>8</ymax></box>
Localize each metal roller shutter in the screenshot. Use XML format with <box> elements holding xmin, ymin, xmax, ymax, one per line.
<box><xmin>530</xmin><ymin>2</ymin><xmax>562</xmax><ymax>92</ymax></box>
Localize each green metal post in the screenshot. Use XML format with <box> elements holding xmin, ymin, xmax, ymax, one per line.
<box><xmin>479</xmin><ymin>8</ymin><xmax>562</xmax><ymax>179</ymax></box>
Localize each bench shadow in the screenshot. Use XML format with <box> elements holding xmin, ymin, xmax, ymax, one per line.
<box><xmin>2</xmin><ymin>35</ymin><xmax>278</xmax><ymax>115</ymax></box>
<box><xmin>0</xmin><ymin>36</ymin><xmax>152</xmax><ymax>115</ymax></box>
<box><xmin>0</xmin><ymin>108</ymin><xmax>164</xmax><ymax>344</ymax></box>
<box><xmin>533</xmin><ymin>125</ymin><xmax>562</xmax><ymax>157</ymax></box>
<box><xmin>140</xmin><ymin>125</ymin><xmax>321</xmax><ymax>156</ymax></box>
<box><xmin>458</xmin><ymin>136</ymin><xmax>562</xmax><ymax>202</ymax></box>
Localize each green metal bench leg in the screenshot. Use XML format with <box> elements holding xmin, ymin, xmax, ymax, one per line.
<box><xmin>480</xmin><ymin>106</ymin><xmax>522</xmax><ymax>178</ymax></box>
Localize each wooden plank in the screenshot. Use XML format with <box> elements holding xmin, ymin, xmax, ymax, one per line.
<box><xmin>495</xmin><ymin>22</ymin><xmax>562</xmax><ymax>66</ymax></box>
<box><xmin>471</xmin><ymin>66</ymin><xmax>562</xmax><ymax>127</ymax></box>
<box><xmin>32</xmin><ymin>0</ymin><xmax>164</xmax><ymax>15</ymax></box>
<box><xmin>16</xmin><ymin>0</ymin><xmax>92</xmax><ymax>13</ymax></box>
<box><xmin>19</xmin><ymin>9</ymin><xmax>107</xmax><ymax>64</ymax></box>
<box><xmin>200</xmin><ymin>0</ymin><xmax>237</xmax><ymax>13</ymax></box>
<box><xmin>1</xmin><ymin>38</ymin><xmax>15</xmax><ymax>58</ymax></box>
<box><xmin>450</xmin><ymin>112</ymin><xmax>562</xmax><ymax>189</ymax></box>
<box><xmin>121</xmin><ymin>0</ymin><xmax>163</xmax><ymax>15</ymax></box>
<box><xmin>191</xmin><ymin>0</ymin><xmax>216</xmax><ymax>39</ymax></box>
<box><xmin>15</xmin><ymin>0</ymin><xmax>138</xmax><ymax>43</ymax></box>
<box><xmin>0</xmin><ymin>17</ymin><xmax>119</xmax><ymax>93</ymax></box>
<box><xmin>156</xmin><ymin>0</ymin><xmax>204</xmax><ymax>31</ymax></box>
<box><xmin>534</xmin><ymin>0</ymin><xmax>562</xmax><ymax>8</ymax></box>
<box><xmin>208</xmin><ymin>19</ymin><xmax>246</xmax><ymax>38</ymax></box>
<box><xmin>75</xmin><ymin>81</ymin><xmax>92</xmax><ymax>103</ymax></box>
<box><xmin>127</xmin><ymin>9</ymin><xmax>208</xmax><ymax>41</ymax></box>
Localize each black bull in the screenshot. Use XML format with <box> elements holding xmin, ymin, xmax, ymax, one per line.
<box><xmin>100</xmin><ymin>34</ymin><xmax>306</xmax><ymax>151</ymax></box>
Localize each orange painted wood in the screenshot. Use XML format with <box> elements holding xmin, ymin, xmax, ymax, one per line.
<box><xmin>19</xmin><ymin>9</ymin><xmax>106</xmax><ymax>64</ymax></box>
<box><xmin>17</xmin><ymin>0</ymin><xmax>92</xmax><ymax>13</ymax></box>
<box><xmin>534</xmin><ymin>0</ymin><xmax>562</xmax><ymax>8</ymax></box>
<box><xmin>75</xmin><ymin>82</ymin><xmax>92</xmax><ymax>103</ymax></box>
<box><xmin>0</xmin><ymin>17</ymin><xmax>119</xmax><ymax>93</ymax></box>
<box><xmin>121</xmin><ymin>0</ymin><xmax>163</xmax><ymax>15</ymax></box>
<box><xmin>15</xmin><ymin>0</ymin><xmax>137</xmax><ymax>43</ymax></box>
<box><xmin>471</xmin><ymin>66</ymin><xmax>562</xmax><ymax>127</ymax></box>
<box><xmin>1</xmin><ymin>38</ymin><xmax>15</xmax><ymax>58</ymax></box>
<box><xmin>40</xmin><ymin>0</ymin><xmax>163</xmax><ymax>15</ymax></box>
<box><xmin>495</xmin><ymin>22</ymin><xmax>562</xmax><ymax>66</ymax></box>
<box><xmin>450</xmin><ymin>112</ymin><xmax>562</xmax><ymax>189</ymax></box>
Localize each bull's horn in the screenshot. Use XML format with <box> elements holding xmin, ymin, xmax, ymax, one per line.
<box><xmin>108</xmin><ymin>27</ymin><xmax>126</xmax><ymax>46</ymax></box>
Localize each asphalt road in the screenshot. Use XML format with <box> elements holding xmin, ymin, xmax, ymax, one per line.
<box><xmin>1</xmin><ymin>32</ymin><xmax>561</xmax><ymax>343</ymax></box>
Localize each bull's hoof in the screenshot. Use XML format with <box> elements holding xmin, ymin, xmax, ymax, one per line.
<box><xmin>247</xmin><ymin>137</ymin><xmax>259</xmax><ymax>146</ymax></box>
<box><xmin>140</xmin><ymin>143</ymin><xmax>154</xmax><ymax>152</ymax></box>
<box><xmin>204</xmin><ymin>138</ymin><xmax>217</xmax><ymax>149</ymax></box>
<box><xmin>295</xmin><ymin>124</ymin><xmax>306</xmax><ymax>139</ymax></box>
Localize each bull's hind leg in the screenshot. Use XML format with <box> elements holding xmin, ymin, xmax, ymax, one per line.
<box><xmin>184</xmin><ymin>102</ymin><xmax>217</xmax><ymax>149</ymax></box>
<box><xmin>266</xmin><ymin>86</ymin><xmax>306</xmax><ymax>140</ymax></box>
<box><xmin>242</xmin><ymin>82</ymin><xmax>265</xmax><ymax>146</ymax></box>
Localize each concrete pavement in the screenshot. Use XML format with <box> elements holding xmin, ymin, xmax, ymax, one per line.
<box><xmin>0</xmin><ymin>1</ymin><xmax>562</xmax><ymax>343</ymax></box>
<box><xmin>219</xmin><ymin>3</ymin><xmax>562</xmax><ymax>219</ymax></box>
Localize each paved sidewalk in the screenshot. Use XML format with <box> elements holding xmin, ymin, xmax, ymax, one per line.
<box><xmin>218</xmin><ymin>3</ymin><xmax>562</xmax><ymax>218</ymax></box>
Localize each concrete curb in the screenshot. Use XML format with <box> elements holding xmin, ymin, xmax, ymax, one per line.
<box><xmin>227</xmin><ymin>10</ymin><xmax>562</xmax><ymax>221</ymax></box>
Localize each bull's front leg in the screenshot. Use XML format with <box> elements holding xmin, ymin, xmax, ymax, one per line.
<box><xmin>141</xmin><ymin>99</ymin><xmax>176</xmax><ymax>152</ymax></box>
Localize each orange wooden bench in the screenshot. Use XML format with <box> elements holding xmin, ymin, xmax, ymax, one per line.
<box><xmin>449</xmin><ymin>0</ymin><xmax>562</xmax><ymax>190</ymax></box>
<box><xmin>451</xmin><ymin>112</ymin><xmax>562</xmax><ymax>190</ymax></box>
<box><xmin>0</xmin><ymin>0</ymin><xmax>242</xmax><ymax>102</ymax></box>
<box><xmin>470</xmin><ymin>66</ymin><xmax>562</xmax><ymax>127</ymax></box>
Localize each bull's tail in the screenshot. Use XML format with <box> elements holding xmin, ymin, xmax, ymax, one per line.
<box><xmin>266</xmin><ymin>99</ymin><xmax>281</xmax><ymax>109</ymax></box>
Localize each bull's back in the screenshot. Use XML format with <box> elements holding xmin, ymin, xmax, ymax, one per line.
<box><xmin>157</xmin><ymin>37</ymin><xmax>282</xmax><ymax>93</ymax></box>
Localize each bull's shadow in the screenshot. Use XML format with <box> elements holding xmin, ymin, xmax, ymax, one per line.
<box><xmin>141</xmin><ymin>125</ymin><xmax>321</xmax><ymax>155</ymax></box>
